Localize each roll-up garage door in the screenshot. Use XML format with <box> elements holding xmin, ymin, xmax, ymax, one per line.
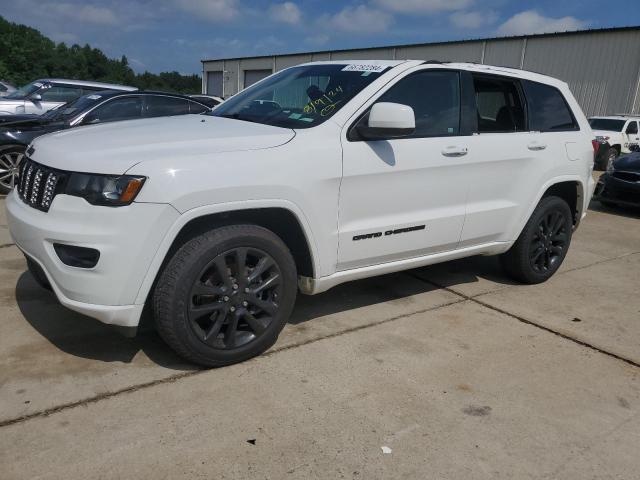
<box><xmin>244</xmin><ymin>69</ymin><xmax>272</xmax><ymax>88</ymax></box>
<box><xmin>207</xmin><ymin>72</ymin><xmax>223</xmax><ymax>97</ymax></box>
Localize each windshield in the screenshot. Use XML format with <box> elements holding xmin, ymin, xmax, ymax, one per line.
<box><xmin>42</xmin><ymin>93</ymin><xmax>106</xmax><ymax>121</ymax></box>
<box><xmin>589</xmin><ymin>118</ymin><xmax>625</xmax><ymax>132</ymax></box>
<box><xmin>211</xmin><ymin>64</ymin><xmax>391</xmax><ymax>128</ymax></box>
<box><xmin>5</xmin><ymin>81</ymin><xmax>45</xmax><ymax>100</ymax></box>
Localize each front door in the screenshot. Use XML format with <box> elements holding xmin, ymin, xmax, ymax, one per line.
<box><xmin>338</xmin><ymin>69</ymin><xmax>470</xmax><ymax>271</ymax></box>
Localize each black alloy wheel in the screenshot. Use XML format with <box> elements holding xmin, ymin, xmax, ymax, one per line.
<box><xmin>500</xmin><ymin>196</ymin><xmax>573</xmax><ymax>284</ymax></box>
<box><xmin>529</xmin><ymin>209</ymin><xmax>569</xmax><ymax>274</ymax></box>
<box><xmin>153</xmin><ymin>225</ymin><xmax>297</xmax><ymax>367</ymax></box>
<box><xmin>188</xmin><ymin>247</ymin><xmax>282</xmax><ymax>349</ymax></box>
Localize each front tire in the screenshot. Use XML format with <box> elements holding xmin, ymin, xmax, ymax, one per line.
<box><xmin>153</xmin><ymin>225</ymin><xmax>297</xmax><ymax>367</ymax></box>
<box><xmin>0</xmin><ymin>145</ymin><xmax>26</xmax><ymax>194</ymax></box>
<box><xmin>500</xmin><ymin>196</ymin><xmax>573</xmax><ymax>284</ymax></box>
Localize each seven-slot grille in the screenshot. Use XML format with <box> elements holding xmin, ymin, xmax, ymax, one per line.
<box><xmin>16</xmin><ymin>157</ymin><xmax>66</xmax><ymax>212</ymax></box>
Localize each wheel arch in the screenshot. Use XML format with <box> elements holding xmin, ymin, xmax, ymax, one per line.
<box><xmin>134</xmin><ymin>201</ymin><xmax>319</xmax><ymax>306</ymax></box>
<box><xmin>511</xmin><ymin>176</ymin><xmax>586</xmax><ymax>242</ymax></box>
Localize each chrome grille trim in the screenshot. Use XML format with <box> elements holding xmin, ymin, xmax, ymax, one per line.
<box><xmin>16</xmin><ymin>157</ymin><xmax>66</xmax><ymax>212</ymax></box>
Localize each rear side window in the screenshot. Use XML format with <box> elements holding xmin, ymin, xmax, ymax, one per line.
<box><xmin>522</xmin><ymin>80</ymin><xmax>578</xmax><ymax>132</ymax></box>
<box><xmin>473</xmin><ymin>75</ymin><xmax>525</xmax><ymax>133</ymax></box>
<box><xmin>188</xmin><ymin>101</ymin><xmax>209</xmax><ymax>114</ymax></box>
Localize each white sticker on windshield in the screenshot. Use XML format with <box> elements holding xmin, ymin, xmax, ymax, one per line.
<box><xmin>87</xmin><ymin>94</ymin><xmax>102</xmax><ymax>100</ymax></box>
<box><xmin>342</xmin><ymin>64</ymin><xmax>386</xmax><ymax>73</ymax></box>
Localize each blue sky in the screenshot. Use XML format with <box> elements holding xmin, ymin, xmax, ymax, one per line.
<box><xmin>2</xmin><ymin>0</ymin><xmax>638</xmax><ymax>75</ymax></box>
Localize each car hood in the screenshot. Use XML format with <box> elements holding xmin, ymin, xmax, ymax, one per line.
<box><xmin>593</xmin><ymin>129</ymin><xmax>620</xmax><ymax>138</ymax></box>
<box><xmin>613</xmin><ymin>152</ymin><xmax>640</xmax><ymax>172</ymax></box>
<box><xmin>29</xmin><ymin>115</ymin><xmax>296</xmax><ymax>174</ymax></box>
<box><xmin>0</xmin><ymin>99</ymin><xmax>24</xmax><ymax>114</ymax></box>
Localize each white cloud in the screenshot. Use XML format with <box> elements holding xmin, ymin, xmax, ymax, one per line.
<box><xmin>373</xmin><ymin>0</ymin><xmax>473</xmax><ymax>14</ymax></box>
<box><xmin>497</xmin><ymin>10</ymin><xmax>589</xmax><ymax>36</ymax></box>
<box><xmin>328</xmin><ymin>5</ymin><xmax>393</xmax><ymax>34</ymax></box>
<box><xmin>173</xmin><ymin>0</ymin><xmax>239</xmax><ymax>22</ymax></box>
<box><xmin>268</xmin><ymin>2</ymin><xmax>302</xmax><ymax>25</ymax></box>
<box><xmin>450</xmin><ymin>10</ymin><xmax>498</xmax><ymax>29</ymax></box>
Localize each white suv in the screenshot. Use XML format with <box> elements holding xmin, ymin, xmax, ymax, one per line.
<box><xmin>589</xmin><ymin>115</ymin><xmax>640</xmax><ymax>170</ymax></box>
<box><xmin>6</xmin><ymin>61</ymin><xmax>596</xmax><ymax>366</ymax></box>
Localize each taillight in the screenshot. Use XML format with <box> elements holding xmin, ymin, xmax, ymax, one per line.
<box><xmin>592</xmin><ymin>139</ymin><xmax>600</xmax><ymax>159</ymax></box>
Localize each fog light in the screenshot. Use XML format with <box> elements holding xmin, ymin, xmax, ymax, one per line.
<box><xmin>53</xmin><ymin>243</ymin><xmax>100</xmax><ymax>268</ymax></box>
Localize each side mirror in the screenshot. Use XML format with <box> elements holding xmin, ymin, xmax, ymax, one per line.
<box><xmin>30</xmin><ymin>93</ymin><xmax>42</xmax><ymax>102</ymax></box>
<box><xmin>357</xmin><ymin>102</ymin><xmax>415</xmax><ymax>140</ymax></box>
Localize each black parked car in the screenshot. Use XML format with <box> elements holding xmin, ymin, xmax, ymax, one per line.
<box><xmin>0</xmin><ymin>91</ymin><xmax>211</xmax><ymax>193</ymax></box>
<box><xmin>593</xmin><ymin>147</ymin><xmax>640</xmax><ymax>209</ymax></box>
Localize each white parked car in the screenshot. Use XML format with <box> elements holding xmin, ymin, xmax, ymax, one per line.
<box><xmin>0</xmin><ymin>79</ymin><xmax>136</xmax><ymax>116</ymax></box>
<box><xmin>589</xmin><ymin>115</ymin><xmax>640</xmax><ymax>170</ymax></box>
<box><xmin>6</xmin><ymin>60</ymin><xmax>596</xmax><ymax>366</ymax></box>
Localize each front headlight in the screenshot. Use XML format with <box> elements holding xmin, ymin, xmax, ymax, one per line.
<box><xmin>65</xmin><ymin>173</ymin><xmax>146</xmax><ymax>206</ymax></box>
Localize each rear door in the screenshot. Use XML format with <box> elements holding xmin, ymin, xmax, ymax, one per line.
<box><xmin>461</xmin><ymin>75</ymin><xmax>578</xmax><ymax>245</ymax></box>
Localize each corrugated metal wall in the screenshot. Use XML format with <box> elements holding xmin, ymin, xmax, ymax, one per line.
<box><xmin>202</xmin><ymin>28</ymin><xmax>640</xmax><ymax>116</ymax></box>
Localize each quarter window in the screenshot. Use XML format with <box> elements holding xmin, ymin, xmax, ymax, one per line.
<box><xmin>522</xmin><ymin>80</ymin><xmax>577</xmax><ymax>132</ymax></box>
<box><xmin>473</xmin><ymin>75</ymin><xmax>525</xmax><ymax>133</ymax></box>
<box><xmin>374</xmin><ymin>70</ymin><xmax>461</xmax><ymax>138</ymax></box>
<box><xmin>188</xmin><ymin>101</ymin><xmax>209</xmax><ymax>114</ymax></box>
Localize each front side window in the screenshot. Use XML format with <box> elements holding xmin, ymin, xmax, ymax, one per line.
<box><xmin>625</xmin><ymin>121</ymin><xmax>638</xmax><ymax>134</ymax></box>
<box><xmin>522</xmin><ymin>80</ymin><xmax>577</xmax><ymax>132</ymax></box>
<box><xmin>83</xmin><ymin>96</ymin><xmax>143</xmax><ymax>124</ymax></box>
<box><xmin>474</xmin><ymin>75</ymin><xmax>525</xmax><ymax>133</ymax></box>
<box><xmin>144</xmin><ymin>96</ymin><xmax>190</xmax><ymax>117</ymax></box>
<box><xmin>211</xmin><ymin>64</ymin><xmax>391</xmax><ymax>129</ymax></box>
<box><xmin>373</xmin><ymin>70</ymin><xmax>461</xmax><ymax>138</ymax></box>
<box><xmin>40</xmin><ymin>86</ymin><xmax>83</xmax><ymax>103</ymax></box>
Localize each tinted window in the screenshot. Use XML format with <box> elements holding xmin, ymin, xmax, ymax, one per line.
<box><xmin>588</xmin><ymin>118</ymin><xmax>625</xmax><ymax>131</ymax></box>
<box><xmin>522</xmin><ymin>80</ymin><xmax>577</xmax><ymax>132</ymax></box>
<box><xmin>40</xmin><ymin>86</ymin><xmax>83</xmax><ymax>103</ymax></box>
<box><xmin>0</xmin><ymin>84</ymin><xmax>6</xmax><ymax>92</ymax></box>
<box><xmin>473</xmin><ymin>75</ymin><xmax>525</xmax><ymax>133</ymax></box>
<box><xmin>144</xmin><ymin>96</ymin><xmax>190</xmax><ymax>117</ymax></box>
<box><xmin>83</xmin><ymin>96</ymin><xmax>142</xmax><ymax>124</ymax></box>
<box><xmin>626</xmin><ymin>121</ymin><xmax>638</xmax><ymax>134</ymax></box>
<box><xmin>374</xmin><ymin>70</ymin><xmax>460</xmax><ymax>138</ymax></box>
<box><xmin>188</xmin><ymin>101</ymin><xmax>209</xmax><ymax>114</ymax></box>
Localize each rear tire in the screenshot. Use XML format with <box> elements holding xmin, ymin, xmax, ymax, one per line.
<box><xmin>500</xmin><ymin>196</ymin><xmax>573</xmax><ymax>284</ymax></box>
<box><xmin>153</xmin><ymin>225</ymin><xmax>297</xmax><ymax>367</ymax></box>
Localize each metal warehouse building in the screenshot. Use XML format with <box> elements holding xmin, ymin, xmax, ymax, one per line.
<box><xmin>201</xmin><ymin>26</ymin><xmax>640</xmax><ymax>117</ymax></box>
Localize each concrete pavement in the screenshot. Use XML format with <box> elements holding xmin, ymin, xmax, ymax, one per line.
<box><xmin>1</xmin><ymin>196</ymin><xmax>639</xmax><ymax>479</ymax></box>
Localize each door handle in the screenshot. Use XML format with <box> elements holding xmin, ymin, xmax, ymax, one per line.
<box><xmin>527</xmin><ymin>142</ymin><xmax>547</xmax><ymax>151</ymax></box>
<box><xmin>441</xmin><ymin>146</ymin><xmax>468</xmax><ymax>157</ymax></box>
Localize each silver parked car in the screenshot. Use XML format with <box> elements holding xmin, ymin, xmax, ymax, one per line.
<box><xmin>0</xmin><ymin>79</ymin><xmax>136</xmax><ymax>115</ymax></box>
<box><xmin>0</xmin><ymin>80</ymin><xmax>16</xmax><ymax>97</ymax></box>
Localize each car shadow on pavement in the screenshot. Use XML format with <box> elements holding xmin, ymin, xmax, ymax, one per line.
<box><xmin>589</xmin><ymin>201</ymin><xmax>640</xmax><ymax>219</ymax></box>
<box><xmin>15</xmin><ymin>256</ymin><xmax>514</xmax><ymax>368</ymax></box>
<box><xmin>15</xmin><ymin>272</ymin><xmax>200</xmax><ymax>371</ymax></box>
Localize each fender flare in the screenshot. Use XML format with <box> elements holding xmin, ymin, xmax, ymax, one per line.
<box><xmin>511</xmin><ymin>175</ymin><xmax>588</xmax><ymax>242</ymax></box>
<box><xmin>133</xmin><ymin>198</ymin><xmax>321</xmax><ymax>305</ymax></box>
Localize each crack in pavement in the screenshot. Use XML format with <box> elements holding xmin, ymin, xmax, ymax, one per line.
<box><xmin>0</xmin><ymin>297</ymin><xmax>466</xmax><ymax>429</ymax></box>
<box><xmin>406</xmin><ymin>273</ymin><xmax>640</xmax><ymax>370</ymax></box>
<box><xmin>0</xmin><ymin>243</ymin><xmax>15</xmax><ymax>249</ymax></box>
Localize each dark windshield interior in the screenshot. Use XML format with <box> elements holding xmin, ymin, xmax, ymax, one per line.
<box><xmin>211</xmin><ymin>64</ymin><xmax>390</xmax><ymax>129</ymax></box>
<box><xmin>589</xmin><ymin>118</ymin><xmax>625</xmax><ymax>131</ymax></box>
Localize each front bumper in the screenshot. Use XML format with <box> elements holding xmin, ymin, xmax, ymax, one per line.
<box><xmin>593</xmin><ymin>172</ymin><xmax>640</xmax><ymax>207</ymax></box>
<box><xmin>6</xmin><ymin>190</ymin><xmax>179</xmax><ymax>327</ymax></box>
